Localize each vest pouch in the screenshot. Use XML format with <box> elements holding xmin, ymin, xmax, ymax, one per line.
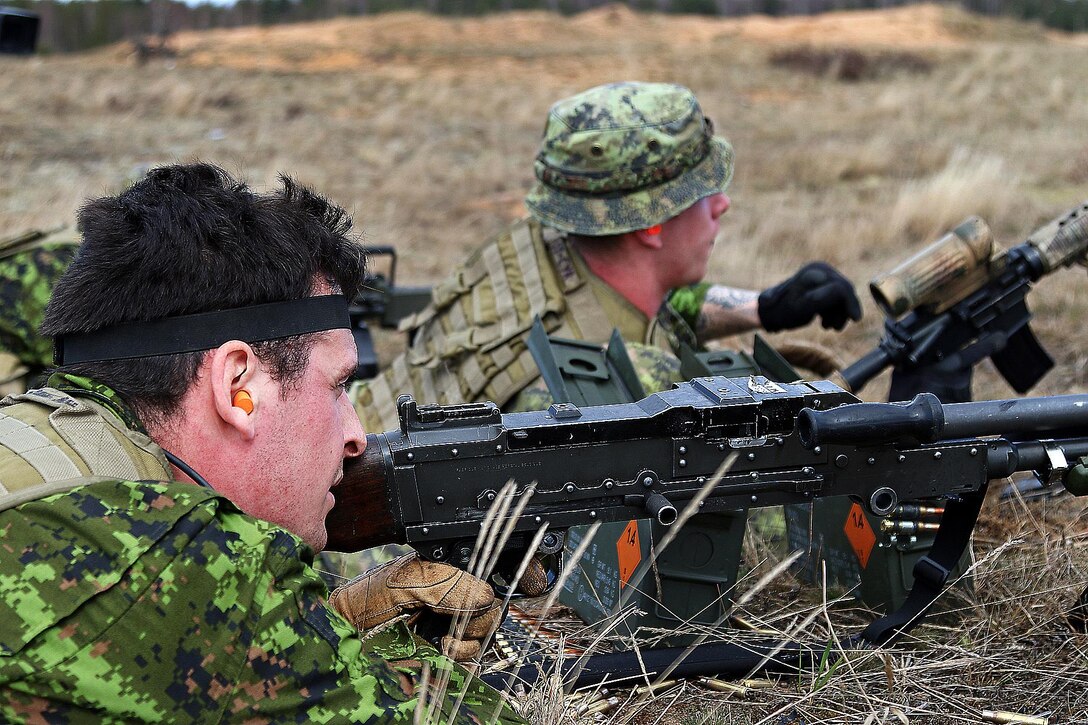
<box><xmin>436</xmin><ymin>327</ymin><xmax>495</xmax><ymax>362</ymax></box>
<box><xmin>478</xmin><ymin>309</ymin><xmax>564</xmax><ymax>356</ymax></box>
<box><xmin>430</xmin><ymin>272</ymin><xmax>470</xmax><ymax>311</ymax></box>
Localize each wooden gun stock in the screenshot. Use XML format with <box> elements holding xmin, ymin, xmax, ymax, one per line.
<box><xmin>324</xmin><ymin>433</ymin><xmax>400</xmax><ymax>552</ymax></box>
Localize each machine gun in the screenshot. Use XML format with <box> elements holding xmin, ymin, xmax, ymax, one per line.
<box><xmin>839</xmin><ymin>203</ymin><xmax>1088</xmax><ymax>401</ymax></box>
<box><xmin>327</xmin><ymin>376</ymin><xmax>1088</xmax><ymax>648</ymax></box>
<box><xmin>349</xmin><ymin>245</ymin><xmax>432</xmax><ymax>379</ymax></box>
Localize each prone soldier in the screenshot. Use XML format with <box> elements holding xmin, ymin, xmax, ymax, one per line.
<box><xmin>349</xmin><ymin>81</ymin><xmax>862</xmax><ymax>629</ymax></box>
<box><xmin>0</xmin><ymin>164</ymin><xmax>522</xmax><ymax>723</ymax></box>
<box><xmin>353</xmin><ymin>80</ymin><xmax>861</xmax><ymax>429</ymax></box>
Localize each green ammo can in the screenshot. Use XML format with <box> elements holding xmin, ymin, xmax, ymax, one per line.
<box><xmin>560</xmin><ymin>512</ymin><xmax>748</xmax><ymax>648</ymax></box>
<box><xmin>527</xmin><ymin>323</ymin><xmax>760</xmax><ymax>646</ymax></box>
<box><xmin>784</xmin><ymin>497</ymin><xmax>973</xmax><ymax>612</ymax></box>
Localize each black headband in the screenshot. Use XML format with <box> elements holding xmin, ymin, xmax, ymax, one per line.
<box><xmin>54</xmin><ymin>294</ymin><xmax>351</xmax><ymax>365</ymax></box>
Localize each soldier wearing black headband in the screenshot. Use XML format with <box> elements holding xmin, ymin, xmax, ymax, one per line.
<box><xmin>0</xmin><ymin>163</ymin><xmax>521</xmax><ymax>724</ymax></box>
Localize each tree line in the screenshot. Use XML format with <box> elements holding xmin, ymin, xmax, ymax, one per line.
<box><xmin>4</xmin><ymin>0</ymin><xmax>1087</xmax><ymax>55</ymax></box>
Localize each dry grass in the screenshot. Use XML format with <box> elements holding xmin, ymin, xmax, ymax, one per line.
<box><xmin>486</xmin><ymin>487</ymin><xmax>1088</xmax><ymax>723</ymax></box>
<box><xmin>3</xmin><ymin>2</ymin><xmax>1088</xmax><ymax>721</ymax></box>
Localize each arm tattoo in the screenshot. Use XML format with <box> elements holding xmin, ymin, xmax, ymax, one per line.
<box><xmin>705</xmin><ymin>286</ymin><xmax>759</xmax><ymax>310</ymax></box>
<box><xmin>695</xmin><ymin>285</ymin><xmax>760</xmax><ymax>341</ymax></box>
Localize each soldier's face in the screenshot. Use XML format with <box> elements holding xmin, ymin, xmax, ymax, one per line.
<box><xmin>659</xmin><ymin>192</ymin><xmax>731</xmax><ymax>287</ymax></box>
<box><xmin>243</xmin><ymin>329</ymin><xmax>366</xmax><ymax>551</ymax></box>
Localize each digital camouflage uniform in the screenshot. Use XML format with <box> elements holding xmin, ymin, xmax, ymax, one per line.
<box><xmin>0</xmin><ymin>228</ymin><xmax>78</xmax><ymax>395</ymax></box>
<box><xmin>352</xmin><ymin>82</ymin><xmax>732</xmax><ymax>429</ymax></box>
<box><xmin>0</xmin><ymin>374</ymin><xmax>522</xmax><ymax>724</ymax></box>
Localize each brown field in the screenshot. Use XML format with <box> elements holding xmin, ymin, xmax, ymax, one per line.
<box><xmin>2</xmin><ymin>3</ymin><xmax>1087</xmax><ymax>721</ymax></box>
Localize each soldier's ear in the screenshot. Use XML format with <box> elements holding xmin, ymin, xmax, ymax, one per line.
<box><xmin>209</xmin><ymin>341</ymin><xmax>260</xmax><ymax>442</ymax></box>
<box><xmin>632</xmin><ymin>226</ymin><xmax>665</xmax><ymax>250</ymax></box>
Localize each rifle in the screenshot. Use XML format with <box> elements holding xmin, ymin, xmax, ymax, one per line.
<box><xmin>839</xmin><ymin>203</ymin><xmax>1088</xmax><ymax>400</ymax></box>
<box><xmin>349</xmin><ymin>245</ymin><xmax>432</xmax><ymax>379</ymax></box>
<box><xmin>328</xmin><ymin>376</ymin><xmax>1088</xmax><ymax>650</ymax></box>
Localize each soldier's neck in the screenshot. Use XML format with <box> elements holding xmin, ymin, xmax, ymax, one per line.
<box><xmin>573</xmin><ymin>238</ymin><xmax>669</xmax><ymax>320</ymax></box>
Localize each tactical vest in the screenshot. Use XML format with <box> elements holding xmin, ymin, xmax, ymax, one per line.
<box><xmin>0</xmin><ymin>388</ymin><xmax>172</xmax><ymax>511</ymax></box>
<box><xmin>353</xmin><ymin>218</ymin><xmax>677</xmax><ymax>432</ymax></box>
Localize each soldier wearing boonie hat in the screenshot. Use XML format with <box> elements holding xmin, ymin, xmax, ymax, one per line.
<box><xmin>525</xmin><ymin>82</ymin><xmax>734</xmax><ymax>236</ymax></box>
<box><xmin>351</xmin><ymin>81</ymin><xmax>862</xmax><ymax>433</ymax></box>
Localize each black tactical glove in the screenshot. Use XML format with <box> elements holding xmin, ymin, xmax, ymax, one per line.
<box><xmin>757</xmin><ymin>262</ymin><xmax>862</xmax><ymax>333</ymax></box>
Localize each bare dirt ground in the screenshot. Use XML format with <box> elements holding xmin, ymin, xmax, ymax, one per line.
<box><xmin>2</xmin><ymin>3</ymin><xmax>1087</xmax><ymax>721</ymax></box>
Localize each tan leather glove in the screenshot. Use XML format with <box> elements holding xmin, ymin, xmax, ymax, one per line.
<box><xmin>329</xmin><ymin>553</ymin><xmax>502</xmax><ymax>661</ymax></box>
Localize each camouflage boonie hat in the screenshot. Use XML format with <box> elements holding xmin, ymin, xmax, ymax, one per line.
<box><xmin>525</xmin><ymin>81</ymin><xmax>734</xmax><ymax>236</ymax></box>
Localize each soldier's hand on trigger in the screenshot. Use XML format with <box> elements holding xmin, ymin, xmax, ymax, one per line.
<box><xmin>329</xmin><ymin>553</ymin><xmax>503</xmax><ymax>662</ymax></box>
<box><xmin>757</xmin><ymin>262</ymin><xmax>863</xmax><ymax>333</ymax></box>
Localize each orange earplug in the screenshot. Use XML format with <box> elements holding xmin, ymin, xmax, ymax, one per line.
<box><xmin>232</xmin><ymin>390</ymin><xmax>254</xmax><ymax>415</ymax></box>
<box><xmin>645</xmin><ymin>224</ymin><xmax>662</xmax><ymax>235</ymax></box>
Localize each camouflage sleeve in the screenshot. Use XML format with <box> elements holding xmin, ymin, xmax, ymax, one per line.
<box><xmin>233</xmin><ymin>526</ymin><xmax>523</xmax><ymax>723</ymax></box>
<box><xmin>666</xmin><ymin>282</ymin><xmax>712</xmax><ymax>333</ymax></box>
<box><xmin>0</xmin><ymin>480</ymin><xmax>523</xmax><ymax>724</ymax></box>
<box><xmin>626</xmin><ymin>342</ymin><xmax>683</xmax><ymax>394</ymax></box>
<box><xmin>0</xmin><ymin>244</ymin><xmax>78</xmax><ymax>368</ymax></box>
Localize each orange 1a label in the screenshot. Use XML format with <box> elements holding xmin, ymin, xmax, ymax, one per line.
<box><xmin>844</xmin><ymin>502</ymin><xmax>877</xmax><ymax>569</ymax></box>
<box><xmin>617</xmin><ymin>520</ymin><xmax>642</xmax><ymax>589</ymax></box>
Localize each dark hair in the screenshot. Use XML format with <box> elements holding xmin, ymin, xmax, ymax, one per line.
<box><xmin>41</xmin><ymin>163</ymin><xmax>366</xmax><ymax>424</ymax></box>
